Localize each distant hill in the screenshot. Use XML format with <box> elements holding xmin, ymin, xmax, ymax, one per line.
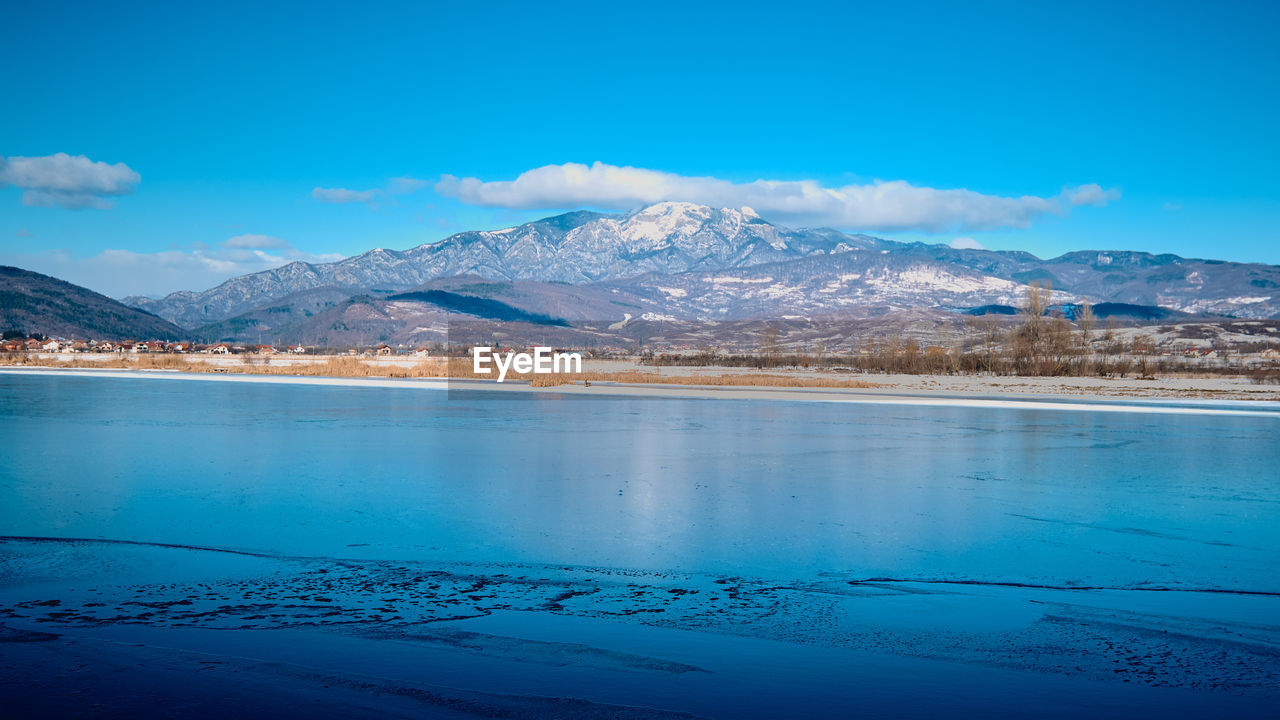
<box><xmin>190</xmin><ymin>287</ymin><xmax>355</xmax><ymax>344</ymax></box>
<box><xmin>0</xmin><ymin>266</ymin><xmax>185</xmax><ymax>340</ymax></box>
<box><xmin>1088</xmin><ymin>302</ymin><xmax>1191</xmax><ymax>322</ymax></box>
<box><xmin>964</xmin><ymin>302</ymin><xmax>1196</xmax><ymax>322</ymax></box>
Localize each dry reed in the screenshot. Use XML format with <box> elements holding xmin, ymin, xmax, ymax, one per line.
<box><xmin>2</xmin><ymin>353</ymin><xmax>881</xmax><ymax>390</ymax></box>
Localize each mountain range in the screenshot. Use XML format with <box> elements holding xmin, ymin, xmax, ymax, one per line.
<box><xmin>118</xmin><ymin>202</ymin><xmax>1279</xmax><ymax>340</ymax></box>
<box><xmin>123</xmin><ymin>204</ymin><xmax>882</xmax><ymax>328</ymax></box>
<box><xmin>6</xmin><ymin>202</ymin><xmax>1277</xmax><ymax>344</ymax></box>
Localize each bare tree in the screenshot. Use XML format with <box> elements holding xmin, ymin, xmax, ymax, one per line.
<box><xmin>1046</xmin><ymin>316</ymin><xmax>1075</xmax><ymax>375</ymax></box>
<box><xmin>1012</xmin><ymin>282</ymin><xmax>1051</xmax><ymax>374</ymax></box>
<box><xmin>1076</xmin><ymin>302</ymin><xmax>1096</xmax><ymax>375</ymax></box>
<box><xmin>1132</xmin><ymin>333</ymin><xmax>1155</xmax><ymax>378</ymax></box>
<box><xmin>760</xmin><ymin>326</ymin><xmax>781</xmax><ymax>368</ymax></box>
<box><xmin>1076</xmin><ymin>302</ymin><xmax>1097</xmax><ymax>338</ymax></box>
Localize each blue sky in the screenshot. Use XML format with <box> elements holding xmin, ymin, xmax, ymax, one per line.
<box><xmin>2</xmin><ymin>0</ymin><xmax>1278</xmax><ymax>297</ymax></box>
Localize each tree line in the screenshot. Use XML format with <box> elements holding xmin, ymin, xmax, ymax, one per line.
<box><xmin>645</xmin><ymin>283</ymin><xmax>1278</xmax><ymax>380</ymax></box>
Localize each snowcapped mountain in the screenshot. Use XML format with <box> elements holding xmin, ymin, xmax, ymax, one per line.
<box><xmin>125</xmin><ymin>203</ymin><xmax>883</xmax><ymax>327</ymax></box>
<box><xmin>124</xmin><ymin>202</ymin><xmax>1280</xmax><ymax>330</ymax></box>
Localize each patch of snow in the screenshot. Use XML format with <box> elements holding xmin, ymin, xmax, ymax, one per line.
<box><xmin>865</xmin><ymin>267</ymin><xmax>1016</xmax><ymax>294</ymax></box>
<box><xmin>760</xmin><ymin>283</ymin><xmax>800</xmax><ymax>299</ymax></box>
<box><xmin>709</xmin><ymin>276</ymin><xmax>773</xmax><ymax>284</ymax></box>
<box><xmin>1175</xmin><ymin>296</ymin><xmax>1273</xmax><ymax>314</ymax></box>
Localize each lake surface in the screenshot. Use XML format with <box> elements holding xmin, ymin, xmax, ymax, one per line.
<box><xmin>2</xmin><ymin>371</ymin><xmax>1278</xmax><ymax>718</ymax></box>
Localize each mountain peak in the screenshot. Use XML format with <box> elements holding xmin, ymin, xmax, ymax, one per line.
<box><xmin>628</xmin><ymin>202</ymin><xmax>763</xmax><ymax>223</ymax></box>
<box><xmin>627</xmin><ymin>201</ymin><xmax>715</xmax><ymax>224</ymax></box>
<box><xmin>634</xmin><ymin>200</ymin><xmax>709</xmax><ymax>213</ymax></box>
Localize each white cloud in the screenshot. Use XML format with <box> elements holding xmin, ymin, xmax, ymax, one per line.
<box><xmin>436</xmin><ymin>162</ymin><xmax>1119</xmax><ymax>233</ymax></box>
<box><xmin>0</xmin><ymin>153</ymin><xmax>140</xmax><ymax>209</ymax></box>
<box><xmin>311</xmin><ymin>176</ymin><xmax>430</xmax><ymax>208</ymax></box>
<box><xmin>950</xmin><ymin>236</ymin><xmax>985</xmax><ymax>250</ymax></box>
<box><xmin>312</xmin><ymin>187</ymin><xmax>380</xmax><ymax>205</ymax></box>
<box><xmin>1065</xmin><ymin>183</ymin><xmax>1120</xmax><ymax>207</ymax></box>
<box><xmin>223</xmin><ymin>233</ymin><xmax>291</xmax><ymax>249</ymax></box>
<box><xmin>5</xmin><ymin>234</ymin><xmax>343</xmax><ymax>298</ymax></box>
<box><xmin>388</xmin><ymin>176</ymin><xmax>429</xmax><ymax>194</ymax></box>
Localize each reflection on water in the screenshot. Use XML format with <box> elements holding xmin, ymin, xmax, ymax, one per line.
<box><xmin>1</xmin><ymin>374</ymin><xmax>1277</xmax><ymax>590</ymax></box>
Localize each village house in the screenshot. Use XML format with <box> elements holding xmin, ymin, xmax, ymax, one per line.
<box><xmin>209</xmin><ymin>344</ymin><xmax>230</xmax><ymax>355</ymax></box>
<box><xmin>40</xmin><ymin>339</ymin><xmax>61</xmax><ymax>352</ymax></box>
<box><xmin>288</xmin><ymin>344</ymin><xmax>307</xmax><ymax>354</ymax></box>
<box><xmin>413</xmin><ymin>347</ymin><xmax>430</xmax><ymax>357</ymax></box>
<box><xmin>375</xmin><ymin>344</ymin><xmax>392</xmax><ymax>356</ymax></box>
<box><xmin>254</xmin><ymin>345</ymin><xmax>276</xmax><ymax>355</ymax></box>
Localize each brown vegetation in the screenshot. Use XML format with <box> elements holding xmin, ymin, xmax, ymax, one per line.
<box><xmin>0</xmin><ymin>353</ymin><xmax>449</xmax><ymax>379</ymax></box>
<box><xmin>0</xmin><ymin>352</ymin><xmax>882</xmax><ymax>390</ymax></box>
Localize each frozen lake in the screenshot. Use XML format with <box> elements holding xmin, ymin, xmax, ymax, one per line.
<box><xmin>1</xmin><ymin>372</ymin><xmax>1278</xmax><ymax>717</ymax></box>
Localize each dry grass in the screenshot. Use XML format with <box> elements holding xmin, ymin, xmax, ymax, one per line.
<box><xmin>244</xmin><ymin>356</ymin><xmax>448</xmax><ymax>379</ymax></box>
<box><xmin>1</xmin><ymin>353</ymin><xmax>448</xmax><ymax>378</ymax></box>
<box><xmin>3</xmin><ymin>352</ymin><xmax>882</xmax><ymax>390</ymax></box>
<box><xmin>1</xmin><ymin>353</ymin><xmax>196</xmax><ymax>371</ymax></box>
<box><xmin>446</xmin><ymin>358</ymin><xmax>879</xmax><ymax>388</ymax></box>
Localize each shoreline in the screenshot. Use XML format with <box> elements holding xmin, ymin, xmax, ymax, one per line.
<box><xmin>4</xmin><ymin>366</ymin><xmax>1278</xmax><ymax>417</ymax></box>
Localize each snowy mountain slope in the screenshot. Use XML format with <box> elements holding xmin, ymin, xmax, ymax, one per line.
<box><xmin>596</xmin><ymin>251</ymin><xmax>1079</xmax><ymax>321</ymax></box>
